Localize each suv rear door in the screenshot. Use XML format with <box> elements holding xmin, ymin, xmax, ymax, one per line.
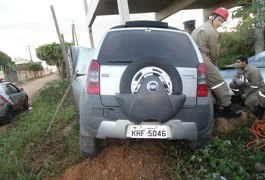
<box><xmin>97</xmin><ymin>28</ymin><xmax>200</xmax><ymax>106</ymax></box>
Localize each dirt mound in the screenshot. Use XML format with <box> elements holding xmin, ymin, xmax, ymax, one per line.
<box><xmin>213</xmin><ymin>110</ymin><xmax>258</xmax><ymax>134</ymax></box>
<box><xmin>47</xmin><ymin>140</ymin><xmax>170</xmax><ymax>180</ymax></box>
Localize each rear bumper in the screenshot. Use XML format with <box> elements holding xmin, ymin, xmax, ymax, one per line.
<box><xmin>79</xmin><ymin>93</ymin><xmax>213</xmax><ymax>141</ymax></box>
<box><xmin>96</xmin><ymin>119</ymin><xmax>197</xmax><ymax>140</ymax></box>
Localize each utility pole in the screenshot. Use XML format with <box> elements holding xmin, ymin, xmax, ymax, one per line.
<box><xmin>71</xmin><ymin>22</ymin><xmax>79</xmax><ymax>46</ymax></box>
<box><xmin>27</xmin><ymin>45</ymin><xmax>33</xmax><ymax>63</ymax></box>
<box><xmin>50</xmin><ymin>5</ymin><xmax>72</xmax><ymax>83</ymax></box>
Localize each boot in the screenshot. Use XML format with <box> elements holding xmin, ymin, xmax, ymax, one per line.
<box><xmin>223</xmin><ymin>105</ymin><xmax>241</xmax><ymax>118</ymax></box>
<box><xmin>252</xmin><ymin>105</ymin><xmax>265</xmax><ymax>119</ymax></box>
<box><xmin>214</xmin><ymin>104</ymin><xmax>224</xmax><ymax>118</ymax></box>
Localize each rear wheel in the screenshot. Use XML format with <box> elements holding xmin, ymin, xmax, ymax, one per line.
<box><xmin>23</xmin><ymin>97</ymin><xmax>29</xmax><ymax>110</ymax></box>
<box><xmin>79</xmin><ymin>133</ymin><xmax>98</xmax><ymax>158</ymax></box>
<box><xmin>5</xmin><ymin>107</ymin><xmax>13</xmax><ymax>123</ymax></box>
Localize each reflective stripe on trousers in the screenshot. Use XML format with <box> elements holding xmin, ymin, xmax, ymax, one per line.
<box><xmin>259</xmin><ymin>91</ymin><xmax>265</xmax><ymax>98</ymax></box>
<box><xmin>211</xmin><ymin>82</ymin><xmax>225</xmax><ymax>90</ymax></box>
<box><xmin>231</xmin><ymin>89</ymin><xmax>240</xmax><ymax>92</ymax></box>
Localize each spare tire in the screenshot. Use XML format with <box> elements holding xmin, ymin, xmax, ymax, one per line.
<box><xmin>119</xmin><ymin>57</ymin><xmax>182</xmax><ymax>95</ymax></box>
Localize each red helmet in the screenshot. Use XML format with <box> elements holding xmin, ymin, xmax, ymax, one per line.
<box><xmin>213</xmin><ymin>7</ymin><xmax>229</xmax><ymax>21</ymax></box>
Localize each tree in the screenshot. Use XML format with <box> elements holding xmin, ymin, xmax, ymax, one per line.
<box><xmin>233</xmin><ymin>0</ymin><xmax>265</xmax><ymax>32</ymax></box>
<box><xmin>235</xmin><ymin>0</ymin><xmax>265</xmax><ymax>53</ymax></box>
<box><xmin>28</xmin><ymin>63</ymin><xmax>43</xmax><ymax>77</ymax></box>
<box><xmin>36</xmin><ymin>42</ymin><xmax>70</xmax><ymax>79</ymax></box>
<box><xmin>27</xmin><ymin>63</ymin><xmax>43</xmax><ymax>71</ymax></box>
<box><xmin>218</xmin><ymin>0</ymin><xmax>265</xmax><ymax>67</ymax></box>
<box><xmin>0</xmin><ymin>51</ymin><xmax>16</xmax><ymax>71</ymax></box>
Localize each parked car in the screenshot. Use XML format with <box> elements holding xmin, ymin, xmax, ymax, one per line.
<box><xmin>69</xmin><ymin>46</ymin><xmax>94</xmax><ymax>113</ymax></box>
<box><xmin>79</xmin><ymin>20</ymin><xmax>214</xmax><ymax>157</ymax></box>
<box><xmin>0</xmin><ymin>81</ymin><xmax>29</xmax><ymax>123</ymax></box>
<box><xmin>220</xmin><ymin>51</ymin><xmax>265</xmax><ymax>94</ymax></box>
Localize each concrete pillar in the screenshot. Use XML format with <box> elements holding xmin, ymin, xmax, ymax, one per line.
<box><xmin>117</xmin><ymin>0</ymin><xmax>130</xmax><ymax>24</ymax></box>
<box><xmin>88</xmin><ymin>27</ymin><xmax>95</xmax><ymax>48</ymax></box>
<box><xmin>202</xmin><ymin>9</ymin><xmax>212</xmax><ymax>22</ymax></box>
<box><xmin>255</xmin><ymin>0</ymin><xmax>265</xmax><ymax>53</ymax></box>
<box><xmin>255</xmin><ymin>28</ymin><xmax>264</xmax><ymax>54</ymax></box>
<box><xmin>83</xmin><ymin>0</ymin><xmax>98</xmax><ymax>48</ymax></box>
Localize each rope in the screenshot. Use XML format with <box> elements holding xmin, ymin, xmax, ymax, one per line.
<box><xmin>246</xmin><ymin>120</ymin><xmax>265</xmax><ymax>149</ymax></box>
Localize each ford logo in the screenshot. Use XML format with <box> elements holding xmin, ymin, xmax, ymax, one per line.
<box><xmin>147</xmin><ymin>81</ymin><xmax>159</xmax><ymax>92</ymax></box>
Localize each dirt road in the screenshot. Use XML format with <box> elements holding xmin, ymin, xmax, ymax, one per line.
<box><xmin>17</xmin><ymin>73</ymin><xmax>60</xmax><ymax>104</ymax></box>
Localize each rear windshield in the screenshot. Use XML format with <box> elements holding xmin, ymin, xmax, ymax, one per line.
<box><xmin>97</xmin><ymin>29</ymin><xmax>199</xmax><ymax>67</ymax></box>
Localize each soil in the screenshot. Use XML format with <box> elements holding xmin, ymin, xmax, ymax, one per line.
<box><xmin>49</xmin><ymin>140</ymin><xmax>171</xmax><ymax>180</ymax></box>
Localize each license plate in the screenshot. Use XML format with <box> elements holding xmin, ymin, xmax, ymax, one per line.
<box><xmin>126</xmin><ymin>125</ymin><xmax>170</xmax><ymax>139</ymax></box>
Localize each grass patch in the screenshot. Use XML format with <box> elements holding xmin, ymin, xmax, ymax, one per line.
<box><xmin>0</xmin><ymin>80</ymin><xmax>82</xmax><ymax>179</ymax></box>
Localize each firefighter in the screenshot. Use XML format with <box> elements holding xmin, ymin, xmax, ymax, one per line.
<box><xmin>229</xmin><ymin>55</ymin><xmax>265</xmax><ymax>119</ymax></box>
<box><xmin>191</xmin><ymin>7</ymin><xmax>241</xmax><ymax>118</ymax></box>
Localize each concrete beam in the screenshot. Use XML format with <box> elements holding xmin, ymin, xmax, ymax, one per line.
<box><xmin>202</xmin><ymin>0</ymin><xmax>238</xmax><ymax>22</ymax></box>
<box><xmin>155</xmin><ymin>0</ymin><xmax>196</xmax><ymax>21</ymax></box>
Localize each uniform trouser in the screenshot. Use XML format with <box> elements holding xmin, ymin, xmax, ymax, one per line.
<box><xmin>258</xmin><ymin>86</ymin><xmax>265</xmax><ymax>107</ymax></box>
<box><xmin>245</xmin><ymin>91</ymin><xmax>259</xmax><ymax>108</ymax></box>
<box><xmin>230</xmin><ymin>82</ymin><xmax>259</xmax><ymax>108</ymax></box>
<box><xmin>202</xmin><ymin>54</ymin><xmax>231</xmax><ymax>107</ymax></box>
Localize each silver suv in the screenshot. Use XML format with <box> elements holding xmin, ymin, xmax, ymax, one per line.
<box><xmin>79</xmin><ymin>21</ymin><xmax>214</xmax><ymax>157</ymax></box>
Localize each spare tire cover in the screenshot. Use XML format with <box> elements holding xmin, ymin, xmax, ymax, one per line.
<box><xmin>119</xmin><ymin>56</ymin><xmax>182</xmax><ymax>95</ymax></box>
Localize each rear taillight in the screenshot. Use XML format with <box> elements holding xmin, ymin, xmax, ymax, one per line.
<box><xmin>87</xmin><ymin>60</ymin><xmax>100</xmax><ymax>94</ymax></box>
<box><xmin>197</xmin><ymin>63</ymin><xmax>208</xmax><ymax>97</ymax></box>
<box><xmin>0</xmin><ymin>95</ymin><xmax>9</xmax><ymax>103</ymax></box>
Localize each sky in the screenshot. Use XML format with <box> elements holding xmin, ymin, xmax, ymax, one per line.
<box><xmin>0</xmin><ymin>0</ymin><xmax>206</xmax><ymax>62</ymax></box>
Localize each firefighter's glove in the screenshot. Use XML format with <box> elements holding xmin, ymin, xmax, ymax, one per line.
<box><xmin>241</xmin><ymin>93</ymin><xmax>247</xmax><ymax>100</ymax></box>
<box><xmin>234</xmin><ymin>78</ymin><xmax>244</xmax><ymax>86</ymax></box>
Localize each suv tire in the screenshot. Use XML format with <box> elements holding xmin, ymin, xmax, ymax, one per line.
<box><xmin>5</xmin><ymin>107</ymin><xmax>13</xmax><ymax>123</ymax></box>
